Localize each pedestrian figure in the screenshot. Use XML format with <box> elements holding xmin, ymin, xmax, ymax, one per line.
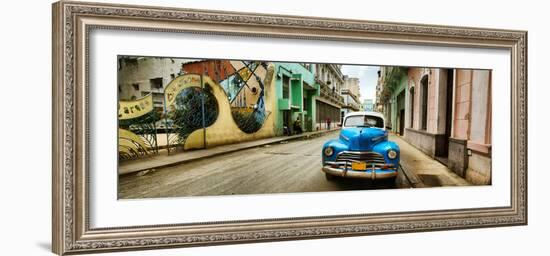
<box><xmin>293</xmin><ymin>116</ymin><xmax>303</xmax><ymax>134</ymax></box>
<box><xmin>327</xmin><ymin>117</ymin><xmax>331</xmax><ymax>130</ymax></box>
<box><xmin>283</xmin><ymin>122</ymin><xmax>291</xmax><ymax>136</ymax></box>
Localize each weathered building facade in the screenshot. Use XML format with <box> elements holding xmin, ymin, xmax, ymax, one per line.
<box><xmin>377</xmin><ymin>66</ymin><xmax>492</xmax><ymax>185</ymax></box>
<box><xmin>314</xmin><ymin>64</ymin><xmax>345</xmax><ymax>129</ymax></box>
<box><xmin>340</xmin><ymin>76</ymin><xmax>362</xmax><ymax>119</ymax></box>
<box><xmin>447</xmin><ymin>69</ymin><xmax>491</xmax><ymax>185</ymax></box>
<box><xmin>379</xmin><ymin>67</ymin><xmax>408</xmax><ymax>135</ymax></box>
<box><xmin>118</xmin><ymin>57</ymin><xmax>189</xmax><ymax>112</ymax></box>
<box><xmin>343</xmin><ymin>75</ymin><xmax>361</xmax><ymax>99</ymax></box>
<box><xmin>273</xmin><ymin>63</ymin><xmax>318</xmax><ymax>134</ymax></box>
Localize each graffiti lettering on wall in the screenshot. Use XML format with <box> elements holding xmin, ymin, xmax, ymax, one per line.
<box><xmin>118</xmin><ymin>94</ymin><xmax>159</xmax><ymax>159</ymax></box>
<box><xmin>118</xmin><ymin>94</ymin><xmax>154</xmax><ymax>120</ymax></box>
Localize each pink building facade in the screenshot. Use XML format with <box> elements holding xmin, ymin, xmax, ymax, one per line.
<box><xmin>403</xmin><ymin>68</ymin><xmax>491</xmax><ymax>185</ymax></box>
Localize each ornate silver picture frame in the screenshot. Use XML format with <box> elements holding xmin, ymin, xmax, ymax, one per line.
<box><xmin>52</xmin><ymin>1</ymin><xmax>527</xmax><ymax>255</ymax></box>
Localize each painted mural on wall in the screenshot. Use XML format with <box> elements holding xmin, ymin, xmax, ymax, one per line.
<box><xmin>171</xmin><ymin>86</ymin><xmax>218</xmax><ymax>145</ymax></box>
<box><xmin>117</xmin><ymin>57</ymin><xmax>273</xmax><ymax>159</ymax></box>
<box><xmin>181</xmin><ymin>60</ymin><xmax>270</xmax><ymax>134</ymax></box>
<box><xmin>117</xmin><ymin>94</ymin><xmax>159</xmax><ymax>159</ymax></box>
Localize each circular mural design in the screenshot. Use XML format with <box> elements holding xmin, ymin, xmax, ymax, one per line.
<box><xmin>171</xmin><ymin>85</ymin><xmax>218</xmax><ymax>143</ymax></box>
<box><xmin>231</xmin><ymin>108</ymin><xmax>267</xmax><ymax>134</ymax></box>
<box><xmin>181</xmin><ymin>60</ymin><xmax>271</xmax><ymax>134</ymax></box>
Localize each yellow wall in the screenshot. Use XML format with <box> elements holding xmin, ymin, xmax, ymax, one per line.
<box><xmin>184</xmin><ymin>64</ymin><xmax>277</xmax><ymax>150</ymax></box>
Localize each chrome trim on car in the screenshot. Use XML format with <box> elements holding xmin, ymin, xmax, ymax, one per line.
<box><xmin>322</xmin><ymin>166</ymin><xmax>397</xmax><ymax>180</ymax></box>
<box><xmin>336</xmin><ymin>151</ymin><xmax>386</xmax><ymax>164</ymax></box>
<box><xmin>324</xmin><ymin>161</ymin><xmax>392</xmax><ymax>168</ymax></box>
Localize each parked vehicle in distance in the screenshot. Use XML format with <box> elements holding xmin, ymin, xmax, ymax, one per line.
<box><xmin>321</xmin><ymin>111</ymin><xmax>400</xmax><ymax>182</ymax></box>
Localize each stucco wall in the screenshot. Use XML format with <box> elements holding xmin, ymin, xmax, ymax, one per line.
<box><xmin>404</xmin><ymin>128</ymin><xmax>437</xmax><ymax>156</ymax></box>
<box><xmin>448</xmin><ymin>138</ymin><xmax>468</xmax><ymax>177</ymax></box>
<box><xmin>427</xmin><ymin>69</ymin><xmax>437</xmax><ymax>133</ymax></box>
<box><xmin>453</xmin><ymin>69</ymin><xmax>472</xmax><ymax>140</ymax></box>
<box><xmin>469</xmin><ymin>70</ymin><xmax>491</xmax><ymax>144</ymax></box>
<box><xmin>465</xmin><ymin>152</ymin><xmax>491</xmax><ymax>185</ymax></box>
<box><xmin>185</xmin><ymin>67</ymin><xmax>277</xmax><ymax>149</ymax></box>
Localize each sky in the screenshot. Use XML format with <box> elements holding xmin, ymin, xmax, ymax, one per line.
<box><xmin>340</xmin><ymin>65</ymin><xmax>380</xmax><ymax>102</ymax></box>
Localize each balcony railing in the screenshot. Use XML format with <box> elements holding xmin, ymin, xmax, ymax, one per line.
<box><xmin>316</xmin><ymin>78</ymin><xmax>344</xmax><ymax>106</ymax></box>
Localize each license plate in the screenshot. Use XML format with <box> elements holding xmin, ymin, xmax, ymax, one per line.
<box><xmin>351</xmin><ymin>162</ymin><xmax>367</xmax><ymax>171</ymax></box>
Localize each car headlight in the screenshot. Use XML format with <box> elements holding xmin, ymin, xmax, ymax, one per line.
<box><xmin>387</xmin><ymin>149</ymin><xmax>398</xmax><ymax>159</ymax></box>
<box><xmin>324</xmin><ymin>147</ymin><xmax>334</xmax><ymax>157</ymax></box>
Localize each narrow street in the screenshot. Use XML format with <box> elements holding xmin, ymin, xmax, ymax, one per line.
<box><xmin>119</xmin><ymin>131</ymin><xmax>411</xmax><ymax>199</ymax></box>
<box><xmin>119</xmin><ymin>131</ymin><xmax>470</xmax><ymax>199</ymax></box>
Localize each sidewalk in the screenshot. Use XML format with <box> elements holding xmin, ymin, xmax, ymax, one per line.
<box><xmin>119</xmin><ymin>128</ymin><xmax>340</xmax><ymax>175</ymax></box>
<box><xmin>391</xmin><ymin>134</ymin><xmax>471</xmax><ymax>188</ymax></box>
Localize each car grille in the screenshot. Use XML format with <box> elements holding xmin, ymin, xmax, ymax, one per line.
<box><xmin>336</xmin><ymin>151</ymin><xmax>386</xmax><ymax>165</ymax></box>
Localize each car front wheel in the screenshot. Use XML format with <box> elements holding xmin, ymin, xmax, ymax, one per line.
<box><xmin>380</xmin><ymin>176</ymin><xmax>397</xmax><ymax>186</ymax></box>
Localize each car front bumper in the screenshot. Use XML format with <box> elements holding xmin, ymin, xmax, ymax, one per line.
<box><xmin>322</xmin><ymin>163</ymin><xmax>398</xmax><ymax>180</ymax></box>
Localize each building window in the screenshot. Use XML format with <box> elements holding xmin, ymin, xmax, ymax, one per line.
<box><xmin>420</xmin><ymin>75</ymin><xmax>429</xmax><ymax>130</ymax></box>
<box><xmin>282</xmin><ymin>75</ymin><xmax>290</xmax><ymax>99</ymax></box>
<box><xmin>131</xmin><ymin>83</ymin><xmax>139</xmax><ymax>91</ymax></box>
<box><xmin>150</xmin><ymin>77</ymin><xmax>163</xmax><ymax>90</ymax></box>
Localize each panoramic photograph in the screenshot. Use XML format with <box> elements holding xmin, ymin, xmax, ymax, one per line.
<box><xmin>117</xmin><ymin>56</ymin><xmax>492</xmax><ymax>199</ymax></box>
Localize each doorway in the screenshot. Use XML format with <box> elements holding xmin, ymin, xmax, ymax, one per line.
<box><xmin>435</xmin><ymin>69</ymin><xmax>454</xmax><ymax>165</ymax></box>
<box><xmin>399</xmin><ymin>109</ymin><xmax>405</xmax><ymax>136</ymax></box>
<box><xmin>420</xmin><ymin>75</ymin><xmax>429</xmax><ymax>130</ymax></box>
<box><xmin>396</xmin><ymin>90</ymin><xmax>406</xmax><ymax>136</ymax></box>
<box><xmin>442</xmin><ymin>70</ymin><xmax>454</xmax><ymax>157</ymax></box>
<box><xmin>283</xmin><ymin>110</ymin><xmax>291</xmax><ymax>134</ymax></box>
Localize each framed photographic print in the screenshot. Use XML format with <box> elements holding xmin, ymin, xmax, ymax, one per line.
<box><xmin>52</xmin><ymin>1</ymin><xmax>527</xmax><ymax>255</ymax></box>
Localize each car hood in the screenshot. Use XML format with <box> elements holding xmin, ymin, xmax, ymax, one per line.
<box><xmin>341</xmin><ymin>127</ymin><xmax>387</xmax><ymax>151</ymax></box>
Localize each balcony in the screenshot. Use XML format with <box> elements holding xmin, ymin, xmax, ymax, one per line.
<box><xmin>342</xmin><ymin>102</ymin><xmax>361</xmax><ymax>111</ymax></box>
<box><xmin>278</xmin><ymin>98</ymin><xmax>290</xmax><ymax>110</ymax></box>
<box><xmin>316</xmin><ymin>78</ymin><xmax>344</xmax><ymax>106</ymax></box>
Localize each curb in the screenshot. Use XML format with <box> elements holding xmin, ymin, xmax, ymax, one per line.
<box><xmin>399</xmin><ymin>163</ymin><xmax>425</xmax><ymax>188</ymax></box>
<box><xmin>120</xmin><ymin>129</ymin><xmax>340</xmax><ymax>176</ymax></box>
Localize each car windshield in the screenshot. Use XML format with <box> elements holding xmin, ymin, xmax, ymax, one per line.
<box><xmin>344</xmin><ymin>115</ymin><xmax>384</xmax><ymax>128</ymax></box>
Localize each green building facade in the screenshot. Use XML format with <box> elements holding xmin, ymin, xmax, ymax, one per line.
<box><xmin>378</xmin><ymin>67</ymin><xmax>408</xmax><ymax>136</ymax></box>
<box><xmin>388</xmin><ymin>75</ymin><xmax>408</xmax><ymax>135</ymax></box>
<box><xmin>273</xmin><ymin>63</ymin><xmax>320</xmax><ymax>135</ymax></box>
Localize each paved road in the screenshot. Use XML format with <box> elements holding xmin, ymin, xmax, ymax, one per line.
<box><xmin>119</xmin><ymin>132</ymin><xmax>411</xmax><ymax>199</ymax></box>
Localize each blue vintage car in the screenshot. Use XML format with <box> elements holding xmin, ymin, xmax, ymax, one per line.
<box><xmin>321</xmin><ymin>111</ymin><xmax>400</xmax><ymax>181</ymax></box>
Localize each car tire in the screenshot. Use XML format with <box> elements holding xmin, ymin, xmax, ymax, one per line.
<box><xmin>325</xmin><ymin>173</ymin><xmax>336</xmax><ymax>181</ymax></box>
<box><xmin>381</xmin><ymin>177</ymin><xmax>397</xmax><ymax>186</ymax></box>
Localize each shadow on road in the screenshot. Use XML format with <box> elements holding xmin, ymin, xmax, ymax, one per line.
<box><xmin>325</xmin><ymin>176</ymin><xmax>399</xmax><ymax>190</ymax></box>
<box><xmin>324</xmin><ymin>166</ymin><xmax>411</xmax><ymax>190</ymax></box>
